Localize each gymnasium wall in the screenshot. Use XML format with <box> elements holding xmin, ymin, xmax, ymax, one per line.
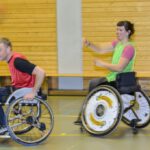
<box><xmin>1</xmin><ymin>0</ymin><xmax>150</xmax><ymax>92</ymax></box>
<box><xmin>0</xmin><ymin>0</ymin><xmax>57</xmax><ymax>76</ymax></box>
<box><xmin>1</xmin><ymin>0</ymin><xmax>150</xmax><ymax>77</ymax></box>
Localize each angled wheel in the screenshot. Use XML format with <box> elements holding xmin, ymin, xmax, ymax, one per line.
<box><xmin>81</xmin><ymin>85</ymin><xmax>123</xmax><ymax>136</ymax></box>
<box><xmin>122</xmin><ymin>90</ymin><xmax>150</xmax><ymax>128</ymax></box>
<box><xmin>6</xmin><ymin>97</ymin><xmax>54</xmax><ymax>146</ymax></box>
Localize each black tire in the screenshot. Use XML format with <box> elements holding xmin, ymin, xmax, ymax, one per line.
<box><xmin>122</xmin><ymin>90</ymin><xmax>150</xmax><ymax>128</ymax></box>
<box><xmin>81</xmin><ymin>85</ymin><xmax>123</xmax><ymax>136</ymax></box>
<box><xmin>6</xmin><ymin>97</ymin><xmax>54</xmax><ymax>146</ymax></box>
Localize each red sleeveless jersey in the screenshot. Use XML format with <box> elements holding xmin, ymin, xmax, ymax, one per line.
<box><xmin>8</xmin><ymin>52</ymin><xmax>35</xmax><ymax>88</ymax></box>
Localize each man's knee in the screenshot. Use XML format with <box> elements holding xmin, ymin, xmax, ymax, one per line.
<box><xmin>0</xmin><ymin>86</ymin><xmax>12</xmax><ymax>103</ymax></box>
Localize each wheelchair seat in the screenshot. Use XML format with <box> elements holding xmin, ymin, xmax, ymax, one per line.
<box><xmin>115</xmin><ymin>72</ymin><xmax>140</xmax><ymax>94</ymax></box>
<box><xmin>96</xmin><ymin>72</ymin><xmax>140</xmax><ymax>94</ymax></box>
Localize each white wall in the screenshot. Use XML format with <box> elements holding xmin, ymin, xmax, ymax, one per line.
<box><xmin>56</xmin><ymin>0</ymin><xmax>83</xmax><ymax>89</ymax></box>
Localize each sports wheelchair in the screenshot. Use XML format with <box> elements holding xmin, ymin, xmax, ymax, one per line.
<box><xmin>81</xmin><ymin>72</ymin><xmax>150</xmax><ymax>136</ymax></box>
<box><xmin>0</xmin><ymin>88</ymin><xmax>54</xmax><ymax>146</ymax></box>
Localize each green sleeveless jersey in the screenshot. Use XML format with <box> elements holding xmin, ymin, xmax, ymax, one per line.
<box><xmin>106</xmin><ymin>42</ymin><xmax>135</xmax><ymax>82</ymax></box>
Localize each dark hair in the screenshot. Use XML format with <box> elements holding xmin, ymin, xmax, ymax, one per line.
<box><xmin>117</xmin><ymin>21</ymin><xmax>135</xmax><ymax>38</ymax></box>
<box><xmin>0</xmin><ymin>37</ymin><xmax>12</xmax><ymax>48</ymax></box>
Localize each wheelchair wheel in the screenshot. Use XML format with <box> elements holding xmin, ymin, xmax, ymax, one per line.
<box><xmin>6</xmin><ymin>97</ymin><xmax>54</xmax><ymax>146</ymax></box>
<box><xmin>81</xmin><ymin>85</ymin><xmax>123</xmax><ymax>136</ymax></box>
<box><xmin>122</xmin><ymin>90</ymin><xmax>150</xmax><ymax>128</ymax></box>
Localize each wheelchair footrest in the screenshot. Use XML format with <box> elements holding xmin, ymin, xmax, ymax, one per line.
<box><xmin>131</xmin><ymin>119</ymin><xmax>141</xmax><ymax>126</ymax></box>
<box><xmin>131</xmin><ymin>119</ymin><xmax>141</xmax><ymax>134</ymax></box>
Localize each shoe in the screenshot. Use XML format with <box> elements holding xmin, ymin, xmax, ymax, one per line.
<box><xmin>0</xmin><ymin>126</ymin><xmax>10</xmax><ymax>138</ymax></box>
<box><xmin>74</xmin><ymin>119</ymin><xmax>82</xmax><ymax>125</ymax></box>
<box><xmin>0</xmin><ymin>126</ymin><xmax>7</xmax><ymax>135</ymax></box>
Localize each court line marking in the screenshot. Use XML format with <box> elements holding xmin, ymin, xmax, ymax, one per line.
<box><xmin>51</xmin><ymin>133</ymin><xmax>88</xmax><ymax>137</ymax></box>
<box><xmin>50</xmin><ymin>133</ymin><xmax>150</xmax><ymax>137</ymax></box>
<box><xmin>55</xmin><ymin>114</ymin><xmax>78</xmax><ymax>118</ymax></box>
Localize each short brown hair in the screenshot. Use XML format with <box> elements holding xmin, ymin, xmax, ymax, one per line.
<box><xmin>117</xmin><ymin>21</ymin><xmax>135</xmax><ymax>38</ymax></box>
<box><xmin>0</xmin><ymin>37</ymin><xmax>12</xmax><ymax>48</ymax></box>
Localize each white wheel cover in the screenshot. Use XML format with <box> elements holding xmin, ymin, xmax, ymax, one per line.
<box><xmin>122</xmin><ymin>92</ymin><xmax>150</xmax><ymax>125</ymax></box>
<box><xmin>84</xmin><ymin>90</ymin><xmax>120</xmax><ymax>132</ymax></box>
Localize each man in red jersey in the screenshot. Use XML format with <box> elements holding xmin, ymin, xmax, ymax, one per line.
<box><xmin>0</xmin><ymin>37</ymin><xmax>45</xmax><ymax>135</ymax></box>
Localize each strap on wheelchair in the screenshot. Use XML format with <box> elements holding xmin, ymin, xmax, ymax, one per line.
<box><xmin>116</xmin><ymin>72</ymin><xmax>140</xmax><ymax>94</ymax></box>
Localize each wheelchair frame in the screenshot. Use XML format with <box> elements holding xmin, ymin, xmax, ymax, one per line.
<box><xmin>0</xmin><ymin>88</ymin><xmax>54</xmax><ymax>146</ymax></box>
<box><xmin>81</xmin><ymin>73</ymin><xmax>150</xmax><ymax>136</ymax></box>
